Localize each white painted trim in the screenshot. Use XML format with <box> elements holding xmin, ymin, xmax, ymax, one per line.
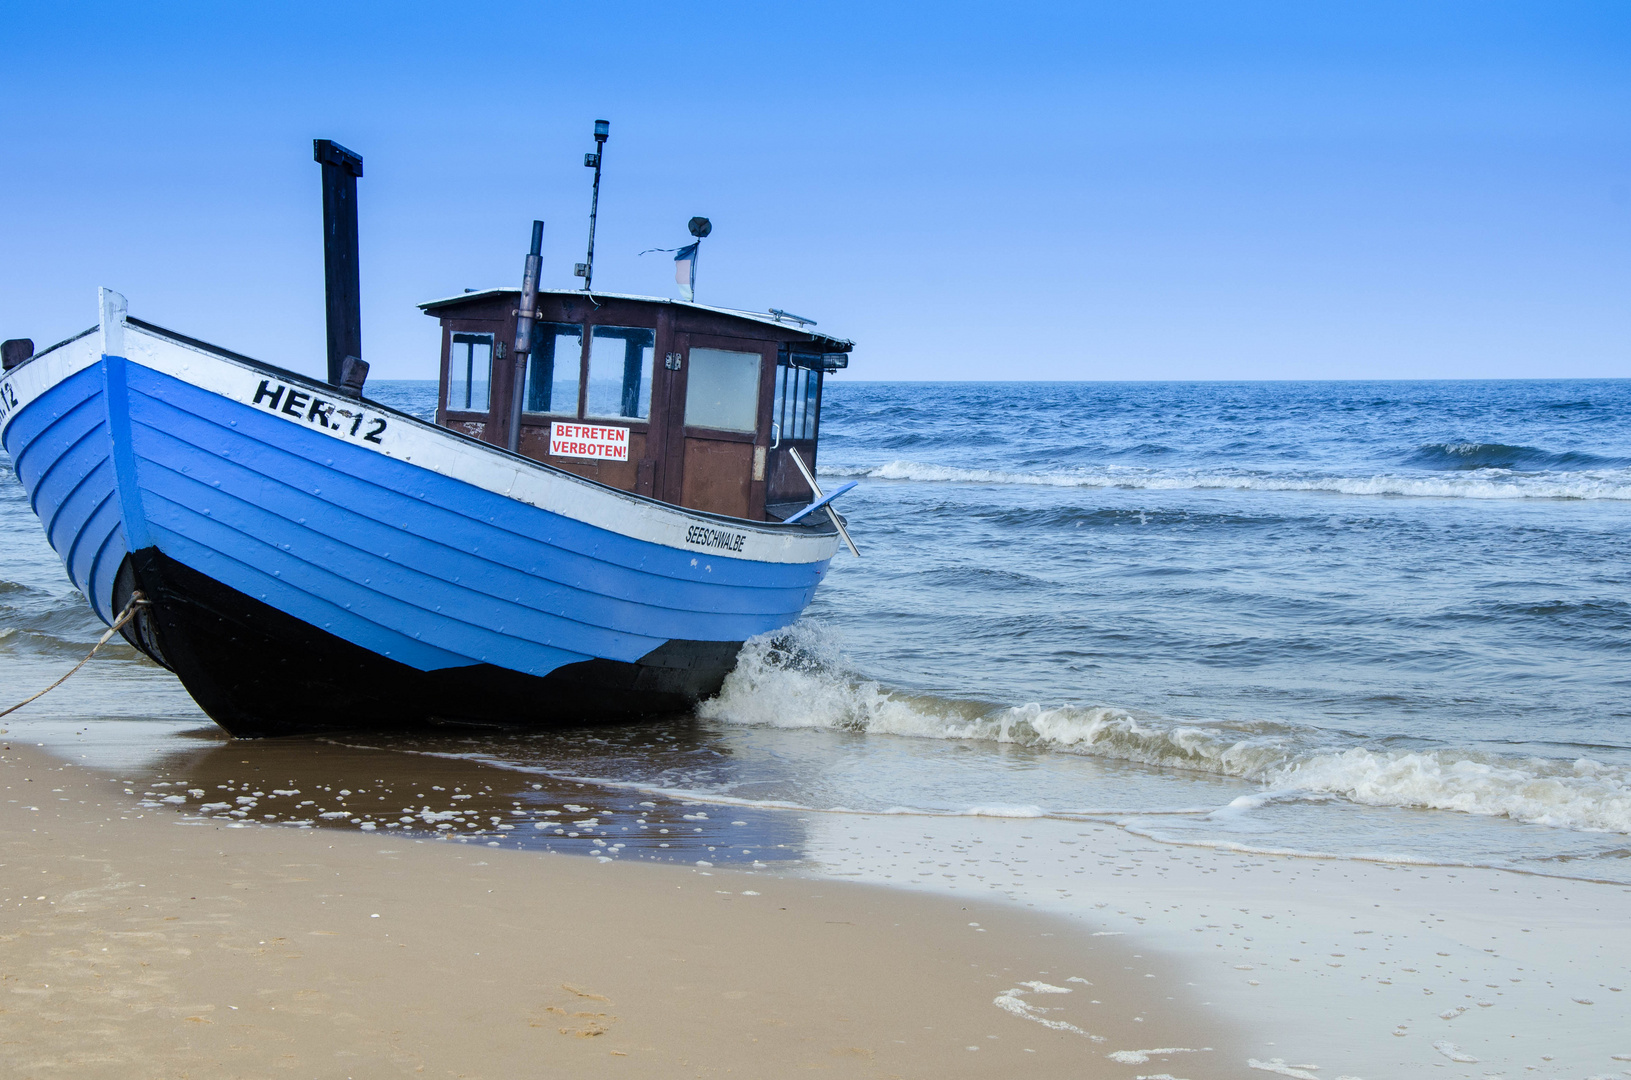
<box><xmin>99</xmin><ymin>287</ymin><xmax>127</xmax><ymax>359</ymax></box>
<box><xmin>0</xmin><ymin>331</ymin><xmax>102</xmax><ymax>441</ymax></box>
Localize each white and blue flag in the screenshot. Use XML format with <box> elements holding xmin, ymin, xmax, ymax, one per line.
<box><xmin>674</xmin><ymin>243</ymin><xmax>698</xmax><ymax>301</ymax></box>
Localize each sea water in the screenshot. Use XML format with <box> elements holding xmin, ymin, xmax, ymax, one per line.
<box><xmin>4</xmin><ymin>379</ymin><xmax>1631</xmax><ymax>883</ymax></box>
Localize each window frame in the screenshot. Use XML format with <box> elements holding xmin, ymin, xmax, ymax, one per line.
<box><xmin>520</xmin><ymin>321</ymin><xmax>586</xmax><ymax>418</ymax></box>
<box><xmin>773</xmin><ymin>350</ymin><xmax>825</xmax><ymax>443</ymax></box>
<box><xmin>444</xmin><ymin>330</ymin><xmax>495</xmax><ymax>415</ymax></box>
<box><xmin>585</xmin><ymin>324</ymin><xmax>658</xmax><ymax>421</ymax></box>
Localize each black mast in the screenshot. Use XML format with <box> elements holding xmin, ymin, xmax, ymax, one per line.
<box><xmin>314</xmin><ymin>139</ymin><xmax>364</xmax><ymax>386</ymax></box>
<box><xmin>577</xmin><ymin>120</ymin><xmax>609</xmax><ymax>291</ymax></box>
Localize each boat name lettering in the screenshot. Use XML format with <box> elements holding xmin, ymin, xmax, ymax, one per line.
<box><xmin>0</xmin><ymin>378</ymin><xmax>18</xmax><ymax>427</ymax></box>
<box><xmin>550</xmin><ymin>421</ymin><xmax>629</xmax><ymax>461</ymax></box>
<box><xmin>251</xmin><ymin>380</ymin><xmax>387</xmax><ymax>443</ymax></box>
<box><xmin>685</xmin><ymin>525</ymin><xmax>746</xmax><ymax>552</ymax></box>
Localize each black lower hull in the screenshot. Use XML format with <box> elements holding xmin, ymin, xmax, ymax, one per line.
<box><xmin>116</xmin><ymin>548</ymin><xmax>745</xmax><ymax>738</ymax></box>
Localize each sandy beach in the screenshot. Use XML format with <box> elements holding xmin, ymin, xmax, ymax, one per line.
<box><xmin>6</xmin><ymin>718</ymin><xmax>1631</xmax><ymax>1078</ymax></box>
<box><xmin>0</xmin><ymin>741</ymin><xmax>1238</xmax><ymax>1079</ymax></box>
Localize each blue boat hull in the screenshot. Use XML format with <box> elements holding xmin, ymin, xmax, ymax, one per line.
<box><xmin>2</xmin><ymin>339</ymin><xmax>129</xmax><ymax>627</ymax></box>
<box><xmin>1</xmin><ymin>313</ymin><xmax>840</xmax><ymax>736</ymax></box>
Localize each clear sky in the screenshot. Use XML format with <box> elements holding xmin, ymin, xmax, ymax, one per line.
<box><xmin>2</xmin><ymin>1</ymin><xmax>1627</xmax><ymax>381</ymax></box>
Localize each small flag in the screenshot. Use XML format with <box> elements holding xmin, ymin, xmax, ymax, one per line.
<box><xmin>674</xmin><ymin>243</ymin><xmax>698</xmax><ymax>302</ymax></box>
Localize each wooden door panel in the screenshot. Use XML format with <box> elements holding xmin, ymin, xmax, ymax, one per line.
<box><xmin>658</xmin><ymin>328</ymin><xmax>691</xmax><ymax>505</ymax></box>
<box><xmin>680</xmin><ymin>440</ymin><xmax>754</xmax><ymax>518</ymax></box>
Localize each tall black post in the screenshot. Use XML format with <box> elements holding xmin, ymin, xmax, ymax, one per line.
<box><xmin>508</xmin><ymin>220</ymin><xmax>545</xmax><ymax>453</ymax></box>
<box><xmin>581</xmin><ymin>119</ymin><xmax>609</xmax><ymax>291</ymax></box>
<box><xmin>314</xmin><ymin>139</ymin><xmax>364</xmax><ymax>386</ymax></box>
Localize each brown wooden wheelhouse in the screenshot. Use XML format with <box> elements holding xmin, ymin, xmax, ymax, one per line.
<box><xmin>421</xmin><ymin>289</ymin><xmax>851</xmax><ymax>522</ymax></box>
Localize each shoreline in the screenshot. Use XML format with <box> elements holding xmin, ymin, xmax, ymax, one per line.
<box><xmin>798</xmin><ymin>806</ymin><xmax>1631</xmax><ymax>1077</ymax></box>
<box><xmin>0</xmin><ymin>741</ymin><xmax>1239</xmax><ymax>1079</ymax></box>
<box><xmin>8</xmin><ymin>712</ymin><xmax>1631</xmax><ymax>1077</ymax></box>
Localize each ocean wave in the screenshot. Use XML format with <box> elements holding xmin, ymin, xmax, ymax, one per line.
<box><xmin>817</xmin><ymin>459</ymin><xmax>1631</xmax><ymax>500</ymax></box>
<box><xmin>1278</xmin><ymin>748</ymin><xmax>1631</xmax><ymax>833</ymax></box>
<box><xmin>699</xmin><ymin>625</ymin><xmax>1631</xmax><ymax>836</ymax></box>
<box><xmin>0</xmin><ymin>581</ymin><xmax>117</xmax><ymax>657</ymax></box>
<box><xmin>1404</xmin><ymin>442</ymin><xmax>1631</xmax><ymax>472</ymax></box>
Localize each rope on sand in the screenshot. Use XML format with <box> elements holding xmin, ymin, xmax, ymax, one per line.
<box><xmin>0</xmin><ymin>593</ymin><xmax>146</xmax><ymax>721</ymax></box>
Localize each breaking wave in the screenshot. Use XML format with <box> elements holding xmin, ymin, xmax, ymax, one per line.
<box><xmin>699</xmin><ymin>625</ymin><xmax>1631</xmax><ymax>836</ymax></box>
<box><xmin>1404</xmin><ymin>442</ymin><xmax>1631</xmax><ymax>472</ymax></box>
<box><xmin>818</xmin><ymin>459</ymin><xmax>1631</xmax><ymax>500</ymax></box>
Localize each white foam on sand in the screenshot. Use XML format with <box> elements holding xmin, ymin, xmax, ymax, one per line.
<box><xmin>991</xmin><ymin>982</ymin><xmax>1103</xmax><ymax>1041</ymax></box>
<box><xmin>1109</xmin><ymin>1046</ymin><xmax>1208</xmax><ymax>1064</ymax></box>
<box><xmin>957</xmin><ymin>804</ymin><xmax>1048</xmax><ymax>818</ymax></box>
<box><xmin>1430</xmin><ymin>1040</ymin><xmax>1478</xmax><ymax>1063</ymax></box>
<box><xmin>1247</xmin><ymin>1061</ymin><xmax>1322</xmax><ymax>1079</ymax></box>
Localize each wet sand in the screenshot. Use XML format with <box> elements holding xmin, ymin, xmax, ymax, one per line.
<box><xmin>809</xmin><ymin>809</ymin><xmax>1631</xmax><ymax>1077</ymax></box>
<box><xmin>0</xmin><ymin>742</ymin><xmax>1238</xmax><ymax>1079</ymax></box>
<box><xmin>10</xmin><ymin>714</ymin><xmax>1631</xmax><ymax>1076</ymax></box>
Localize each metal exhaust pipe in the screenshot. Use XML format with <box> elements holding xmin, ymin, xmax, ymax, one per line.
<box><xmin>508</xmin><ymin>220</ymin><xmax>544</xmax><ymax>453</ymax></box>
<box><xmin>314</xmin><ymin>139</ymin><xmax>364</xmax><ymax>387</ymax></box>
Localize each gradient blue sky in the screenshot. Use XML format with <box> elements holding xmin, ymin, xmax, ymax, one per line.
<box><xmin>2</xmin><ymin>2</ymin><xmax>1628</xmax><ymax>381</ymax></box>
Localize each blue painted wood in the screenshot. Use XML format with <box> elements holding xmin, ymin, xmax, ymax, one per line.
<box><xmin>101</xmin><ymin>355</ymin><xmax>153</xmax><ymax>552</ymax></box>
<box><xmin>12</xmin><ymin>374</ymin><xmax>102</xmax><ymax>503</ymax></box>
<box><xmin>1</xmin><ymin>364</ymin><xmax>126</xmax><ymax>623</ymax></box>
<box><xmin>115</xmin><ymin>362</ymin><xmax>829</xmax><ymax>677</ymax></box>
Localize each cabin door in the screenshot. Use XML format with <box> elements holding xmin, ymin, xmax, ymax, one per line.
<box><xmin>765</xmin><ymin>359</ymin><xmax>823</xmax><ymax>518</ymax></box>
<box><xmin>660</xmin><ymin>333</ymin><xmax>775</xmax><ymax>519</ymax></box>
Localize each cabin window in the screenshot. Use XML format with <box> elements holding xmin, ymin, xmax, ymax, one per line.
<box><xmin>447</xmin><ymin>333</ymin><xmax>493</xmax><ymax>412</ymax></box>
<box><xmin>773</xmin><ymin>360</ymin><xmax>823</xmax><ymax>441</ymax></box>
<box><xmin>523</xmin><ymin>322</ymin><xmax>583</xmax><ymax>415</ymax></box>
<box><xmin>587</xmin><ymin>326</ymin><xmax>655</xmax><ymax>419</ymax></box>
<box><xmin>684</xmin><ymin>348</ymin><xmax>762</xmax><ymax>433</ymax></box>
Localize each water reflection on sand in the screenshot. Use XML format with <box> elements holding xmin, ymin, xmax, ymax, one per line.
<box><xmin>19</xmin><ymin>717</ymin><xmax>808</xmax><ymax>867</ymax></box>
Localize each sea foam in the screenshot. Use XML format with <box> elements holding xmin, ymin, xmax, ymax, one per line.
<box><xmin>699</xmin><ymin>624</ymin><xmax>1631</xmax><ymax>836</ymax></box>
<box><xmin>819</xmin><ymin>459</ymin><xmax>1631</xmax><ymax>500</ymax></box>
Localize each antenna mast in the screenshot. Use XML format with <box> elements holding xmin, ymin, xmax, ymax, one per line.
<box><xmin>576</xmin><ymin>119</ymin><xmax>610</xmax><ymax>291</ymax></box>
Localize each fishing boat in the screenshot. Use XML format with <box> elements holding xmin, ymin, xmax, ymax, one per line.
<box><xmin>0</xmin><ymin>134</ymin><xmax>857</xmax><ymax>737</ymax></box>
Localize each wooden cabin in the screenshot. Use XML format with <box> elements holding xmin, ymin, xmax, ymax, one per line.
<box><xmin>420</xmin><ymin>289</ymin><xmax>851</xmax><ymax>521</ymax></box>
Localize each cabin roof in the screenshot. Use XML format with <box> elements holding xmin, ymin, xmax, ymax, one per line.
<box><xmin>418</xmin><ymin>287</ymin><xmax>854</xmax><ymax>351</ymax></box>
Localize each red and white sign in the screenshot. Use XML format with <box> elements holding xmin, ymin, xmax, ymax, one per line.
<box><xmin>550</xmin><ymin>421</ymin><xmax>630</xmax><ymax>461</ymax></box>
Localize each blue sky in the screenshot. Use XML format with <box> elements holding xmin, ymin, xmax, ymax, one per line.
<box><xmin>1</xmin><ymin>1</ymin><xmax>1627</xmax><ymax>380</ymax></box>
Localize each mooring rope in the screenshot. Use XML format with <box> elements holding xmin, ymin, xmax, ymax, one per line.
<box><xmin>0</xmin><ymin>592</ymin><xmax>146</xmax><ymax>721</ymax></box>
